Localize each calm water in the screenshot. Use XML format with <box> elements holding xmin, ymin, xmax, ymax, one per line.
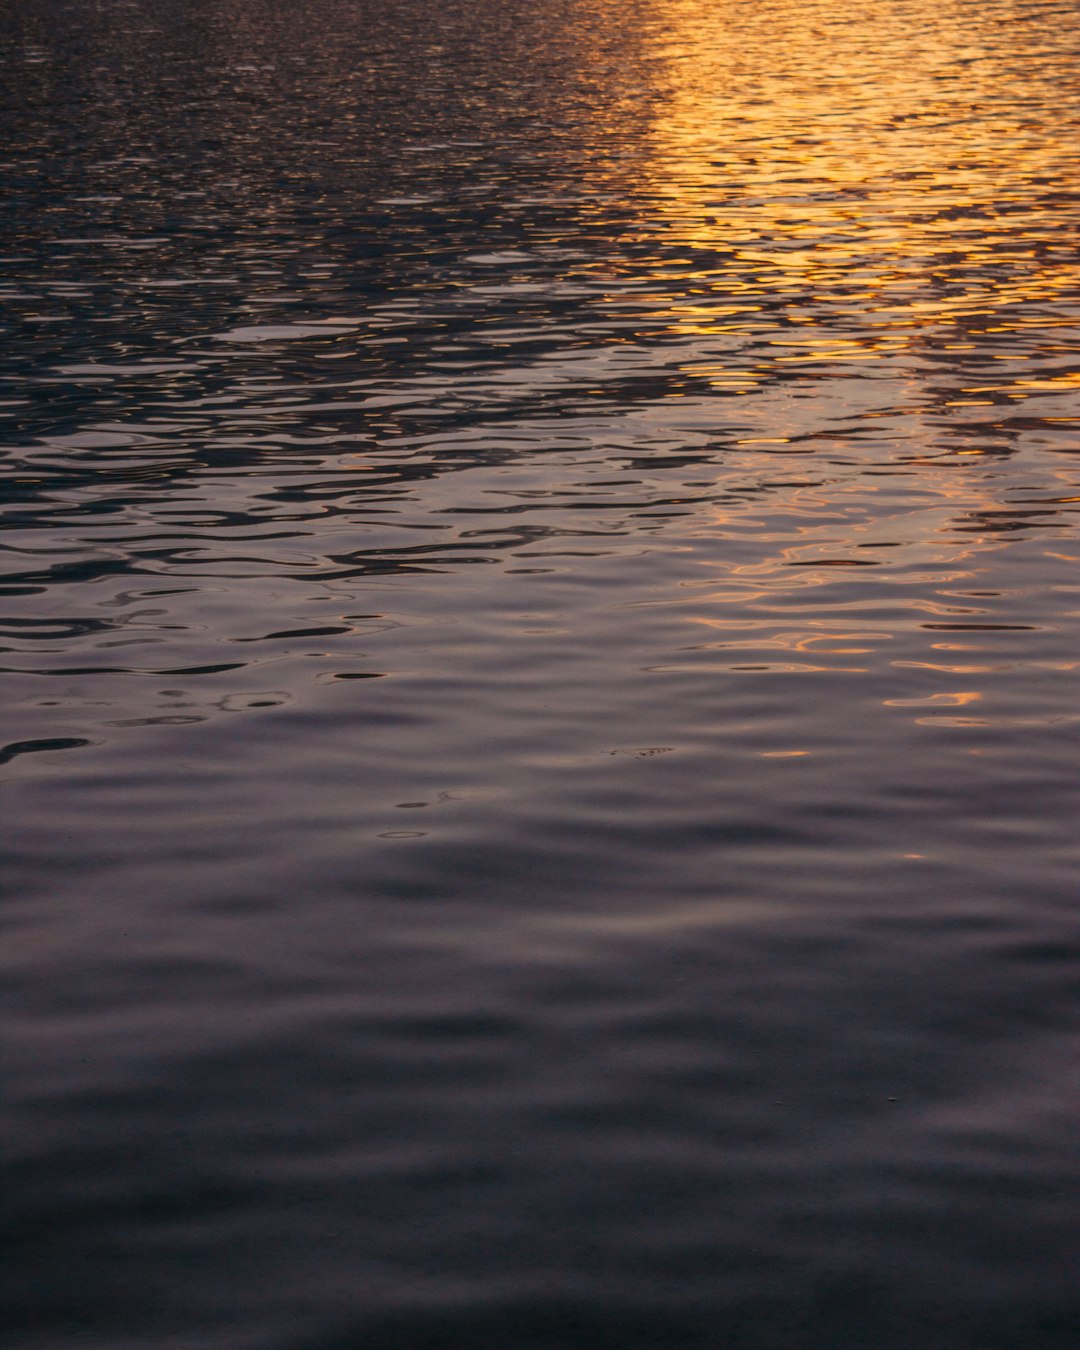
<box><xmin>3</xmin><ymin>0</ymin><xmax>1080</xmax><ymax>1345</ymax></box>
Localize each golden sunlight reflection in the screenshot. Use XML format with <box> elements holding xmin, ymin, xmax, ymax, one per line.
<box><xmin>566</xmin><ymin>0</ymin><xmax>1080</xmax><ymax>718</ymax></box>
<box><xmin>608</xmin><ymin>0</ymin><xmax>1079</xmax><ymax>422</ymax></box>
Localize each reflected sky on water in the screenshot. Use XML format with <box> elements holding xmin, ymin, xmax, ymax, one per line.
<box><xmin>3</xmin><ymin>1</ymin><xmax>1080</xmax><ymax>1347</ymax></box>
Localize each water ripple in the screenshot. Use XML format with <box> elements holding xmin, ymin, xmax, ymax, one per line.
<box><xmin>3</xmin><ymin>0</ymin><xmax>1080</xmax><ymax>1346</ymax></box>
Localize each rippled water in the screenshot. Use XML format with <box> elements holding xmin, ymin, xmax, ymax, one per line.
<box><xmin>4</xmin><ymin>1</ymin><xmax>1080</xmax><ymax>1345</ymax></box>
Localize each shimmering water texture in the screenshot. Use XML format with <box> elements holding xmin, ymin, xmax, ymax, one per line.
<box><xmin>4</xmin><ymin>0</ymin><xmax>1080</xmax><ymax>1346</ymax></box>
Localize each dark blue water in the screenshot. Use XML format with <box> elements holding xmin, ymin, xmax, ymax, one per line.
<box><xmin>4</xmin><ymin>1</ymin><xmax>1080</xmax><ymax>1346</ymax></box>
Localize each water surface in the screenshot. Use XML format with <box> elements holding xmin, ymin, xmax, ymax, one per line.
<box><xmin>4</xmin><ymin>1</ymin><xmax>1080</xmax><ymax>1346</ymax></box>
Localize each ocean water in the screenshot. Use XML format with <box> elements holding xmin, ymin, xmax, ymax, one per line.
<box><xmin>3</xmin><ymin>1</ymin><xmax>1080</xmax><ymax>1346</ymax></box>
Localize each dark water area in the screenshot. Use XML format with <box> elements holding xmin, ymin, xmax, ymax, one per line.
<box><xmin>3</xmin><ymin>0</ymin><xmax>1080</xmax><ymax>1345</ymax></box>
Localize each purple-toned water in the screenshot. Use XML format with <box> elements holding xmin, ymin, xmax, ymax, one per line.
<box><xmin>3</xmin><ymin>1</ymin><xmax>1080</xmax><ymax>1345</ymax></box>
